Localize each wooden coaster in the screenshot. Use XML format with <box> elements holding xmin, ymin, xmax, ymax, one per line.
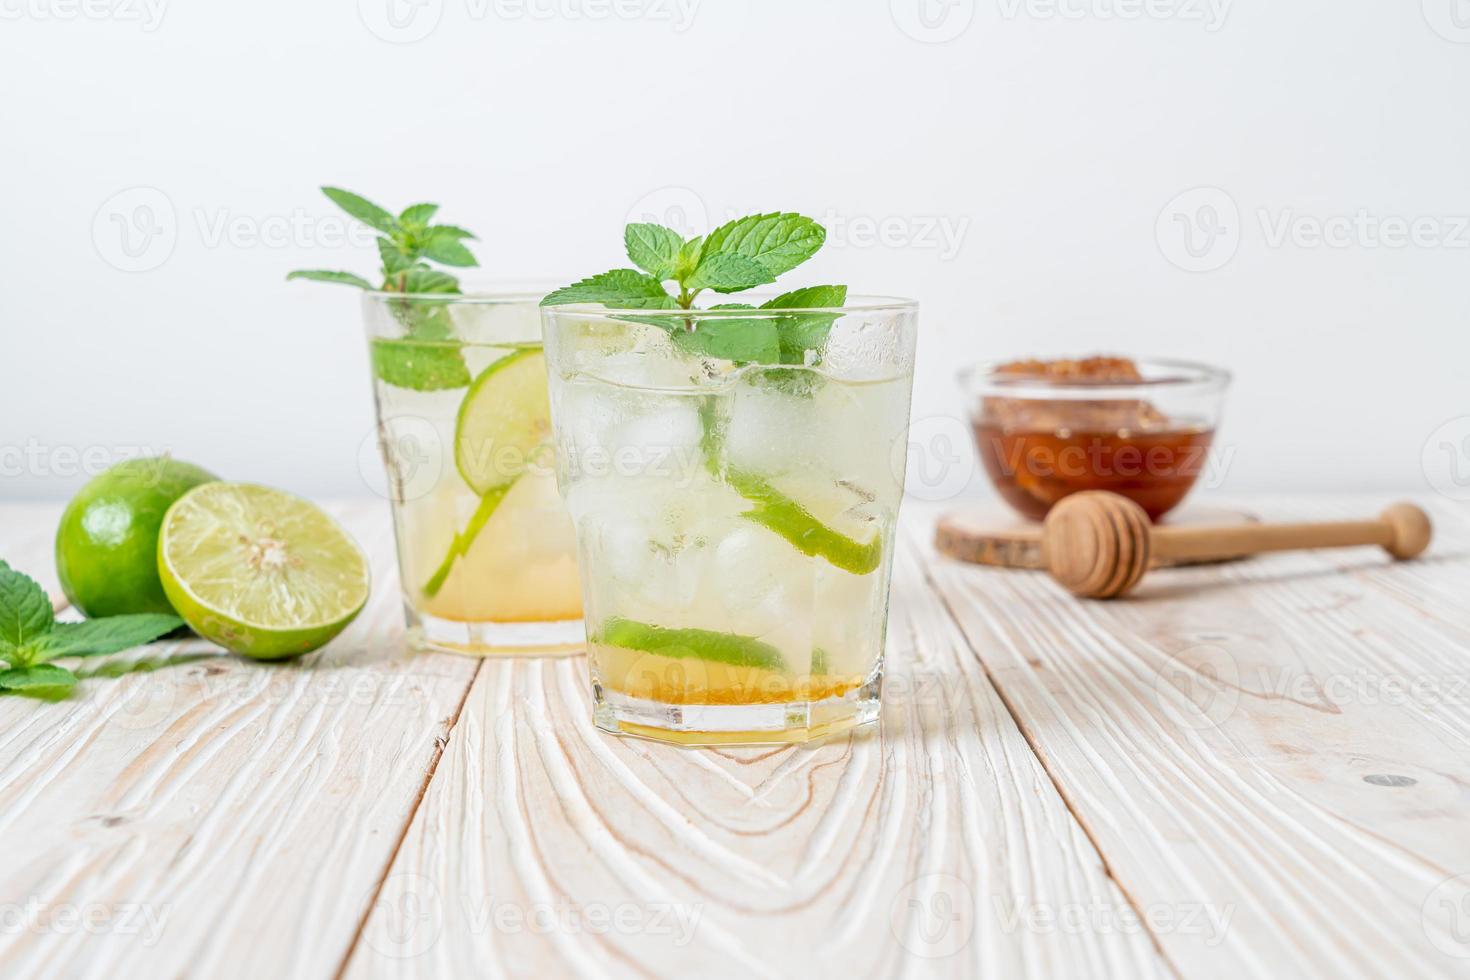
<box><xmin>935</xmin><ymin>504</ymin><xmax>1260</xmax><ymax>570</ymax></box>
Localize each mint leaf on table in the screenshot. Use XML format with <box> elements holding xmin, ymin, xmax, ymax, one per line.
<box><xmin>34</xmin><ymin>614</ymin><xmax>183</xmax><ymax>659</ymax></box>
<box><xmin>285</xmin><ymin>270</ymin><xmax>375</xmax><ymax>289</ymax></box>
<box><xmin>0</xmin><ymin>561</ymin><xmax>183</xmax><ymax>697</ymax></box>
<box><xmin>0</xmin><ymin>561</ymin><xmax>53</xmax><ymax>659</ymax></box>
<box><xmin>625</xmin><ymin>223</ymin><xmax>684</xmax><ymax>279</ymax></box>
<box><xmin>700</xmin><ymin>213</ymin><xmax>827</xmax><ymax>278</ymax></box>
<box><xmin>0</xmin><ymin>664</ymin><xmax>77</xmax><ymax>693</ymax></box>
<box><xmin>288</xmin><ymin>186</ymin><xmax>484</xmax><ymax>392</ymax></box>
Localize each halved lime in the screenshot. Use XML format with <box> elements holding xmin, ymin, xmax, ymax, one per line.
<box><xmin>157</xmin><ymin>483</ymin><xmax>370</xmax><ymax>659</ymax></box>
<box><xmin>595</xmin><ymin>617</ymin><xmax>788</xmax><ymax>672</ymax></box>
<box><xmin>726</xmin><ymin>470</ymin><xmax>883</xmax><ymax>576</ymax></box>
<box><xmin>454</xmin><ymin>347</ymin><xmax>552</xmax><ymax>494</ymax></box>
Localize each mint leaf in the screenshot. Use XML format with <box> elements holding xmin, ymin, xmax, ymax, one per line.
<box><xmin>399</xmin><ymin>202</ymin><xmax>439</xmax><ymax>227</ymax></box>
<box><xmin>0</xmin><ymin>664</ymin><xmax>76</xmax><ymax>693</ymax></box>
<box><xmin>322</xmin><ymin>187</ymin><xmax>397</xmax><ymax>234</ymax></box>
<box><xmin>422</xmin><ymin>232</ymin><xmax>478</xmax><ymax>268</ymax></box>
<box><xmin>0</xmin><ymin>562</ymin><xmax>53</xmax><ymax>661</ymax></box>
<box><xmin>34</xmin><ymin>614</ymin><xmax>182</xmax><ymax>661</ymax></box>
<box><xmin>286</xmin><ymin>270</ymin><xmax>374</xmax><ymax>289</ymax></box>
<box><xmin>378</xmin><ymin>239</ymin><xmax>416</xmax><ymax>276</ymax></box>
<box><xmin>396</xmin><ymin>268</ymin><xmax>461</xmax><ymax>294</ymax></box>
<box><xmin>428</xmin><ymin>224</ymin><xmax>476</xmax><ymax>241</ymax></box>
<box><xmin>685</xmin><ymin>252</ymin><xmax>775</xmax><ymax>294</ymax></box>
<box><xmin>624</xmin><ymin>224</ymin><xmax>684</xmax><ymax>279</ymax></box>
<box><xmin>542</xmin><ymin>270</ymin><xmax>676</xmax><ymax>309</ymax></box>
<box><xmin>762</xmin><ymin>285</ymin><xmax>847</xmax><ymax>364</ymax></box>
<box><xmin>674</xmin><ymin>236</ymin><xmax>704</xmax><ymax>281</ymax></box>
<box><xmin>701</xmin><ymin>213</ymin><xmax>826</xmax><ymax>278</ymax></box>
<box><xmin>671</xmin><ymin>317</ymin><xmax>780</xmax><ymax>364</ymax></box>
<box><xmin>371</xmin><ymin>339</ymin><xmax>473</xmax><ymax>391</ymax></box>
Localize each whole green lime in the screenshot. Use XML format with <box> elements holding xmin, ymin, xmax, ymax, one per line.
<box><xmin>56</xmin><ymin>457</ymin><xmax>218</xmax><ymax>617</ymax></box>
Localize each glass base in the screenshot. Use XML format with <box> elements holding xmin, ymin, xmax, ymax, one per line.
<box><xmin>407</xmin><ymin>607</ymin><xmax>585</xmax><ymax>657</ymax></box>
<box><xmin>591</xmin><ymin>672</ymin><xmax>883</xmax><ymax>746</ymax></box>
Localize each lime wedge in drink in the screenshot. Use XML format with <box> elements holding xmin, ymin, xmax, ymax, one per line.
<box><xmin>596</xmin><ymin>617</ymin><xmax>788</xmax><ymax>672</ymax></box>
<box><xmin>454</xmin><ymin>347</ymin><xmax>552</xmax><ymax>495</ymax></box>
<box><xmin>157</xmin><ymin>483</ymin><xmax>370</xmax><ymax>659</ymax></box>
<box><xmin>422</xmin><ymin>347</ymin><xmax>554</xmax><ymax>597</ymax></box>
<box><xmin>726</xmin><ymin>470</ymin><xmax>883</xmax><ymax>576</ymax></box>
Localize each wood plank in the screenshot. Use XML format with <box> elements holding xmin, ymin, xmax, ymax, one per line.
<box><xmin>345</xmin><ymin>528</ymin><xmax>1171</xmax><ymax>978</ymax></box>
<box><xmin>0</xmin><ymin>501</ymin><xmax>480</xmax><ymax>980</ymax></box>
<box><xmin>916</xmin><ymin>495</ymin><xmax>1470</xmax><ymax>979</ymax></box>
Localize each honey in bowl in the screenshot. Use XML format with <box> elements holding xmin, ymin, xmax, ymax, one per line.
<box><xmin>969</xmin><ymin>357</ymin><xmax>1223</xmax><ymax>522</ymax></box>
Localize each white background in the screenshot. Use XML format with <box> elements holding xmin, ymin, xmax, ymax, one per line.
<box><xmin>3</xmin><ymin>0</ymin><xmax>1467</xmax><ymax>502</ymax></box>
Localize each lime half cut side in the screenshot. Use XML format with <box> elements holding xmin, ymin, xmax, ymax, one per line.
<box><xmin>454</xmin><ymin>347</ymin><xmax>552</xmax><ymax>495</ymax></box>
<box><xmin>158</xmin><ymin>483</ymin><xmax>371</xmax><ymax>659</ymax></box>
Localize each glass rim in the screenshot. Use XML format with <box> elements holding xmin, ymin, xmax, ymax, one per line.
<box><xmin>361</xmin><ymin>288</ymin><xmax>549</xmax><ymax>304</ymax></box>
<box><xmin>540</xmin><ymin>293</ymin><xmax>919</xmax><ymax>318</ymax></box>
<box><xmin>959</xmin><ymin>356</ymin><xmax>1232</xmax><ymax>401</ymax></box>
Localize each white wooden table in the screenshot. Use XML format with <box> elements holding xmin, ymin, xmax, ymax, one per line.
<box><xmin>2</xmin><ymin>495</ymin><xmax>1469</xmax><ymax>979</ymax></box>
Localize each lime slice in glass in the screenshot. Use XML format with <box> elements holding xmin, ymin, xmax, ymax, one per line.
<box><xmin>595</xmin><ymin>617</ymin><xmax>788</xmax><ymax>672</ymax></box>
<box><xmin>726</xmin><ymin>470</ymin><xmax>883</xmax><ymax>576</ymax></box>
<box><xmin>454</xmin><ymin>347</ymin><xmax>552</xmax><ymax>495</ymax></box>
<box><xmin>157</xmin><ymin>483</ymin><xmax>370</xmax><ymax>659</ymax></box>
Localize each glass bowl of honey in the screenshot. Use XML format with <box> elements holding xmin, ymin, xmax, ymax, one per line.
<box><xmin>960</xmin><ymin>356</ymin><xmax>1230</xmax><ymax>522</ymax></box>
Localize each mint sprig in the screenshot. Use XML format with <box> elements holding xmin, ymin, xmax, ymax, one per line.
<box><xmin>542</xmin><ymin>212</ymin><xmax>845</xmax><ymax>367</ymax></box>
<box><xmin>288</xmin><ymin>187</ymin><xmax>482</xmax><ymax>391</ymax></box>
<box><xmin>0</xmin><ymin>562</ymin><xmax>182</xmax><ymax>694</ymax></box>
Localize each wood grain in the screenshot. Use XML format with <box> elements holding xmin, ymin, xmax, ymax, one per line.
<box><xmin>344</xmin><ymin>529</ymin><xmax>1169</xmax><ymax>979</ymax></box>
<box><xmin>917</xmin><ymin>495</ymin><xmax>1470</xmax><ymax>979</ymax></box>
<box><xmin>0</xmin><ymin>502</ymin><xmax>480</xmax><ymax>980</ymax></box>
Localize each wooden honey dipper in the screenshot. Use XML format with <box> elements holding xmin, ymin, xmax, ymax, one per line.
<box><xmin>1041</xmin><ymin>491</ymin><xmax>1433</xmax><ymax>599</ymax></box>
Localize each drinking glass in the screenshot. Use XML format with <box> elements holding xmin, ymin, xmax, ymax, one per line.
<box><xmin>363</xmin><ymin>290</ymin><xmax>582</xmax><ymax>655</ymax></box>
<box><xmin>541</xmin><ymin>297</ymin><xmax>918</xmax><ymax>744</ymax></box>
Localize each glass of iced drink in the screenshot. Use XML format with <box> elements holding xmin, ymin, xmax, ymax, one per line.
<box><xmin>541</xmin><ymin>297</ymin><xmax>917</xmax><ymax>744</ymax></box>
<box><xmin>363</xmin><ymin>290</ymin><xmax>583</xmax><ymax>655</ymax></box>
